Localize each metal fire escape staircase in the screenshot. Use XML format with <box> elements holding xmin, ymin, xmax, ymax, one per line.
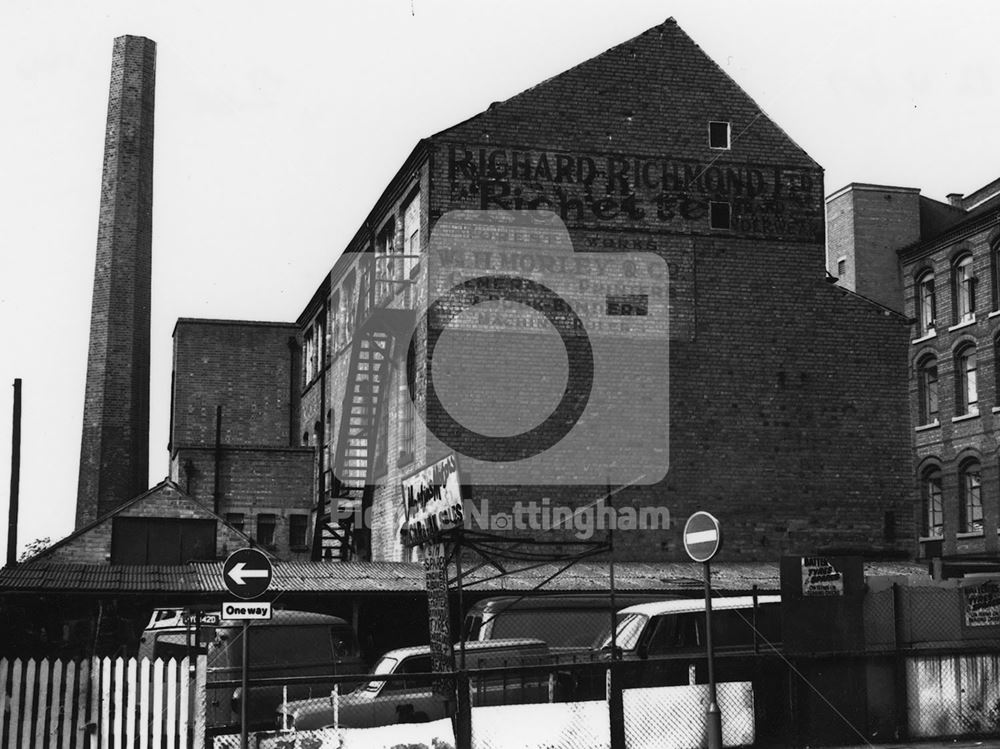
<box><xmin>312</xmin><ymin>253</ymin><xmax>416</xmax><ymax>561</ymax></box>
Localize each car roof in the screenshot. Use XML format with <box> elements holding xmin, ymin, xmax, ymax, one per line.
<box><xmin>469</xmin><ymin>593</ymin><xmax>679</xmax><ymax>614</ymax></box>
<box><xmin>379</xmin><ymin>638</ymin><xmax>548</xmax><ymax>660</ymax></box>
<box><xmin>618</xmin><ymin>595</ymin><xmax>781</xmax><ymax>618</ymax></box>
<box><xmin>145</xmin><ymin>608</ymin><xmax>350</xmax><ymax>632</ymax></box>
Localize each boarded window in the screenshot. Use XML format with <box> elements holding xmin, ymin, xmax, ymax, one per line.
<box><xmin>111</xmin><ymin>518</ymin><xmax>216</xmax><ymax>564</ymax></box>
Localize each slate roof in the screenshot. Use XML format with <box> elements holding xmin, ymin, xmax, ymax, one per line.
<box><xmin>0</xmin><ymin>560</ymin><xmax>929</xmax><ymax>596</ymax></box>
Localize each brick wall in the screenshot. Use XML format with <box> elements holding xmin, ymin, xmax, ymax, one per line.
<box><xmin>171</xmin><ymin>319</ymin><xmax>298</xmax><ymax>448</ymax></box>
<box><xmin>171</xmin><ymin>445</ymin><xmax>313</xmax><ymax>560</ymax></box>
<box><xmin>903</xmin><ymin>217</ymin><xmax>1000</xmax><ymax>558</ymax></box>
<box><xmin>304</xmin><ymin>19</ymin><xmax>913</xmax><ymax>563</ymax></box>
<box><xmin>826</xmin><ymin>184</ymin><xmax>920</xmax><ymax>312</ymax></box>
<box><xmin>45</xmin><ymin>482</ymin><xmax>222</xmax><ymax>564</ymax></box>
<box><xmin>76</xmin><ymin>36</ymin><xmax>156</xmax><ymax>528</ymax></box>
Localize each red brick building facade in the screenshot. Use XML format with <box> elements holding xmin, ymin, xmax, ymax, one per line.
<box><xmin>827</xmin><ymin>178</ymin><xmax>1000</xmax><ymax>569</ymax></box>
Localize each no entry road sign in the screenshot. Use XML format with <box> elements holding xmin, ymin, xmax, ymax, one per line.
<box><xmin>223</xmin><ymin>548</ymin><xmax>273</xmax><ymax>600</ymax></box>
<box><xmin>684</xmin><ymin>511</ymin><xmax>722</xmax><ymax>563</ymax></box>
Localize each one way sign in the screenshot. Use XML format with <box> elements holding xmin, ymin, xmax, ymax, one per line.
<box><xmin>223</xmin><ymin>548</ymin><xmax>273</xmax><ymax>600</ymax></box>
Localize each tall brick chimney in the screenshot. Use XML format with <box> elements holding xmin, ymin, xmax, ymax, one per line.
<box><xmin>75</xmin><ymin>36</ymin><xmax>156</xmax><ymax>529</ymax></box>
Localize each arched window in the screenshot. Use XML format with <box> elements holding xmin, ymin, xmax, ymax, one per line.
<box><xmin>916</xmin><ymin>355</ymin><xmax>939</xmax><ymax>425</ymax></box>
<box><xmin>953</xmin><ymin>254</ymin><xmax>976</xmax><ymax>324</ymax></box>
<box><xmin>920</xmin><ymin>466</ymin><xmax>944</xmax><ymax>538</ymax></box>
<box><xmin>958</xmin><ymin>459</ymin><xmax>983</xmax><ymax>533</ymax></box>
<box><xmin>916</xmin><ymin>270</ymin><xmax>936</xmax><ymax>334</ymax></box>
<box><xmin>955</xmin><ymin>344</ymin><xmax>978</xmax><ymax>415</ymax></box>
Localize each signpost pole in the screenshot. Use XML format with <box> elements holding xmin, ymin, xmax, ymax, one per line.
<box><xmin>683</xmin><ymin>511</ymin><xmax>723</xmax><ymax>749</ymax></box>
<box><xmin>241</xmin><ymin>620</ymin><xmax>249</xmax><ymax>749</ymax></box>
<box><xmin>704</xmin><ymin>560</ymin><xmax>722</xmax><ymax>749</ymax></box>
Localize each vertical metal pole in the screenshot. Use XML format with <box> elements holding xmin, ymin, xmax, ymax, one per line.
<box><xmin>213</xmin><ymin>405</ymin><xmax>223</xmax><ymax>515</ymax></box>
<box><xmin>704</xmin><ymin>561</ymin><xmax>722</xmax><ymax>749</ymax></box>
<box><xmin>607</xmin><ymin>481</ymin><xmax>618</xmax><ymax>659</ymax></box>
<box><xmin>892</xmin><ymin>582</ymin><xmax>909</xmax><ymax>740</ymax></box>
<box><xmin>607</xmin><ymin>480</ymin><xmax>625</xmax><ymax>749</ymax></box>
<box><xmin>6</xmin><ymin>379</ymin><xmax>21</xmax><ymax>568</ymax></box>
<box><xmin>241</xmin><ymin>621</ymin><xmax>249</xmax><ymax>749</ymax></box>
<box><xmin>453</xmin><ymin>535</ymin><xmax>471</xmax><ymax>749</ymax></box>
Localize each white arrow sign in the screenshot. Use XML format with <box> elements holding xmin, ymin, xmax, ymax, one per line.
<box><xmin>227</xmin><ymin>561</ymin><xmax>270</xmax><ymax>586</ymax></box>
<box><xmin>223</xmin><ymin>547</ymin><xmax>273</xmax><ymax>599</ymax></box>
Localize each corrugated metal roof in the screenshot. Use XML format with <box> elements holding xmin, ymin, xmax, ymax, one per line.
<box><xmin>0</xmin><ymin>560</ymin><xmax>930</xmax><ymax>595</ymax></box>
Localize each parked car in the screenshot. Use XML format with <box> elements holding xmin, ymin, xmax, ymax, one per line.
<box><xmin>278</xmin><ymin>638</ymin><xmax>559</xmax><ymax>730</ymax></box>
<box><xmin>138</xmin><ymin>607</ymin><xmax>365</xmax><ymax>730</ymax></box>
<box><xmin>592</xmin><ymin>595</ymin><xmax>782</xmax><ymax>659</ymax></box>
<box><xmin>463</xmin><ymin>593</ymin><xmax>680</xmax><ymax>653</ymax></box>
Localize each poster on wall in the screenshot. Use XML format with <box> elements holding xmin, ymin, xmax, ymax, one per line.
<box><xmin>801</xmin><ymin>556</ymin><xmax>844</xmax><ymax>596</ymax></box>
<box><xmin>400</xmin><ymin>453</ymin><xmax>464</xmax><ymax>546</ymax></box>
<box><xmin>964</xmin><ymin>581</ymin><xmax>1000</xmax><ymax>627</ymax></box>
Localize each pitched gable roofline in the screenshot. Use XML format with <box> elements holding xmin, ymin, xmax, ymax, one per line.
<box><xmin>432</xmin><ymin>17</ymin><xmax>819</xmax><ymax>171</ymax></box>
<box><xmin>20</xmin><ymin>478</ymin><xmax>261</xmax><ymax>565</ymax></box>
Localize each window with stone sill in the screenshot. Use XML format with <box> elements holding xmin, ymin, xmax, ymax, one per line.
<box><xmin>953</xmin><ymin>254</ymin><xmax>976</xmax><ymax>324</ymax></box>
<box><xmin>920</xmin><ymin>467</ymin><xmax>943</xmax><ymax>539</ymax></box>
<box><xmin>916</xmin><ymin>355</ymin><xmax>939</xmax><ymax>425</ymax></box>
<box><xmin>955</xmin><ymin>344</ymin><xmax>979</xmax><ymax>416</ymax></box>
<box><xmin>916</xmin><ymin>270</ymin><xmax>936</xmax><ymax>335</ymax></box>
<box><xmin>256</xmin><ymin>514</ymin><xmax>277</xmax><ymax>549</ymax></box>
<box><xmin>958</xmin><ymin>460</ymin><xmax>983</xmax><ymax>534</ymax></box>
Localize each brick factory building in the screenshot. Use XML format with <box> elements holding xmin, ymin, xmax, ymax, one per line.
<box><xmin>274</xmin><ymin>17</ymin><xmax>913</xmax><ymax>564</ymax></box>
<box><xmin>1</xmin><ymin>19</ymin><xmax>931</xmax><ymax>661</ymax></box>
<box><xmin>51</xmin><ymin>19</ymin><xmax>915</xmax><ymax>569</ymax></box>
<box><xmin>828</xmin><ymin>178</ymin><xmax>1000</xmax><ymax>574</ymax></box>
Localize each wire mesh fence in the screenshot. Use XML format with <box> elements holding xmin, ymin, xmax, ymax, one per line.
<box><xmin>116</xmin><ymin>582</ymin><xmax>1000</xmax><ymax>749</ymax></box>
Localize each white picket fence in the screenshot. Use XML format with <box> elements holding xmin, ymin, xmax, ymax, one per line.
<box><xmin>0</xmin><ymin>655</ymin><xmax>207</xmax><ymax>749</ymax></box>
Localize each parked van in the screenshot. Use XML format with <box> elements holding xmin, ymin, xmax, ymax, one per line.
<box><xmin>593</xmin><ymin>595</ymin><xmax>782</xmax><ymax>659</ymax></box>
<box><xmin>280</xmin><ymin>638</ymin><xmax>557</xmax><ymax>730</ymax></box>
<box><xmin>137</xmin><ymin>606</ymin><xmax>221</xmax><ymax>661</ymax></box>
<box><xmin>138</xmin><ymin>607</ymin><xmax>365</xmax><ymax>730</ymax></box>
<box><xmin>463</xmin><ymin>593</ymin><xmax>678</xmax><ymax>650</ymax></box>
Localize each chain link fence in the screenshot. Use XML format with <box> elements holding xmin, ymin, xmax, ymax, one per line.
<box><xmin>123</xmin><ymin>581</ymin><xmax>1000</xmax><ymax>749</ymax></box>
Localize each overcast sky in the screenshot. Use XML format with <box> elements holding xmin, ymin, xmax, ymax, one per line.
<box><xmin>1</xmin><ymin>1</ymin><xmax>998</xmax><ymax>558</ymax></box>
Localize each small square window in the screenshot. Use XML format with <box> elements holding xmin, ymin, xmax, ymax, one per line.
<box><xmin>710</xmin><ymin>201</ymin><xmax>731</xmax><ymax>230</ymax></box>
<box><xmin>709</xmin><ymin>121</ymin><xmax>730</xmax><ymax>150</ymax></box>
<box><xmin>225</xmin><ymin>513</ymin><xmax>245</xmax><ymax>533</ymax></box>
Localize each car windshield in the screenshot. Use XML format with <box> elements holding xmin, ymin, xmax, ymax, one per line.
<box><xmin>364</xmin><ymin>656</ymin><xmax>398</xmax><ymax>692</ymax></box>
<box><xmin>592</xmin><ymin>612</ymin><xmax>648</xmax><ymax>650</ymax></box>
